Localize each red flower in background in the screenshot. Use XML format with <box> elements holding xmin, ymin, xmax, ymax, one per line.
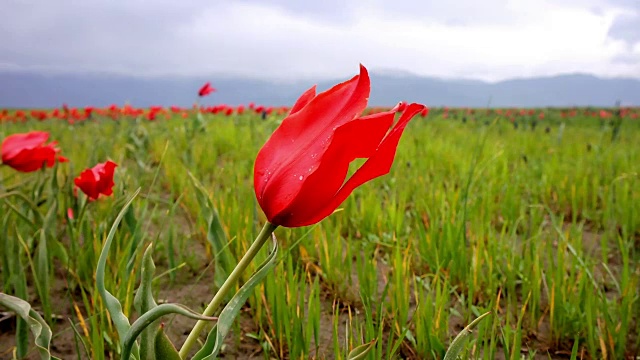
<box><xmin>74</xmin><ymin>161</ymin><xmax>118</xmax><ymax>200</ymax></box>
<box><xmin>254</xmin><ymin>65</ymin><xmax>427</xmax><ymax>227</ymax></box>
<box><xmin>198</xmin><ymin>82</ymin><xmax>216</xmax><ymax>97</ymax></box>
<box><xmin>599</xmin><ymin>110</ymin><xmax>611</xmax><ymax>118</ymax></box>
<box><xmin>1</xmin><ymin>131</ymin><xmax>68</xmax><ymax>172</ymax></box>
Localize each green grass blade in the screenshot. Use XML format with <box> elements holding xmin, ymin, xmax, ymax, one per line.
<box><xmin>443</xmin><ymin>311</ymin><xmax>491</xmax><ymax>360</ymax></box>
<box><xmin>133</xmin><ymin>244</ymin><xmax>159</xmax><ymax>360</ymax></box>
<box><xmin>347</xmin><ymin>339</ymin><xmax>377</xmax><ymax>360</ymax></box>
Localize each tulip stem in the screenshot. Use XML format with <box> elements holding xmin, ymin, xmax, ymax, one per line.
<box><xmin>179</xmin><ymin>221</ymin><xmax>278</xmax><ymax>358</ymax></box>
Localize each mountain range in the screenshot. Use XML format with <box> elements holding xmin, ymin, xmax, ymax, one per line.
<box><xmin>1</xmin><ymin>71</ymin><xmax>639</xmax><ymax>108</ymax></box>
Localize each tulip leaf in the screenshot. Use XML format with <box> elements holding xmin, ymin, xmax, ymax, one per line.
<box><xmin>155</xmin><ymin>325</ymin><xmax>182</xmax><ymax>360</ymax></box>
<box><xmin>188</xmin><ymin>172</ymin><xmax>235</xmax><ymax>288</ymax></box>
<box><xmin>0</xmin><ymin>292</ymin><xmax>61</xmax><ymax>360</ymax></box>
<box><xmin>195</xmin><ymin>112</ymin><xmax>207</xmax><ymax>133</ymax></box>
<box><xmin>121</xmin><ymin>303</ymin><xmax>217</xmax><ymax>360</ymax></box>
<box><xmin>191</xmin><ymin>235</ymin><xmax>278</xmax><ymax>360</ymax></box>
<box><xmin>34</xmin><ymin>199</ymin><xmax>58</xmax><ymax>323</ymax></box>
<box><xmin>96</xmin><ymin>188</ymin><xmax>141</xmax><ymax>360</ymax></box>
<box><xmin>124</xmin><ymin>203</ymin><xmax>143</xmax><ymax>274</ymax></box>
<box><xmin>0</xmin><ymin>191</ymin><xmax>43</xmax><ymax>229</ymax></box>
<box><xmin>34</xmin><ymin>229</ymin><xmax>51</xmax><ymax>322</ymax></box>
<box><xmin>347</xmin><ymin>339</ymin><xmax>377</xmax><ymax>360</ymax></box>
<box><xmin>443</xmin><ymin>311</ymin><xmax>491</xmax><ymax>360</ymax></box>
<box><xmin>133</xmin><ymin>244</ymin><xmax>159</xmax><ymax>360</ymax></box>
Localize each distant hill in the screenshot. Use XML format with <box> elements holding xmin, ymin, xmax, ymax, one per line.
<box><xmin>1</xmin><ymin>71</ymin><xmax>638</xmax><ymax>108</ymax></box>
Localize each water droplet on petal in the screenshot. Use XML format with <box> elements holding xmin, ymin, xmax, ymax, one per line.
<box><xmin>299</xmin><ymin>175</ymin><xmax>303</xmax><ymax>181</ymax></box>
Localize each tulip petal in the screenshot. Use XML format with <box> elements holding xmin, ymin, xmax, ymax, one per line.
<box><xmin>296</xmin><ymin>103</ymin><xmax>426</xmax><ymax>226</ymax></box>
<box><xmin>289</xmin><ymin>85</ymin><xmax>316</xmax><ymax>115</ymax></box>
<box><xmin>7</xmin><ymin>146</ymin><xmax>56</xmax><ymax>172</ymax></box>
<box><xmin>254</xmin><ymin>65</ymin><xmax>370</xmax><ymax>216</ymax></box>
<box><xmin>73</xmin><ymin>160</ymin><xmax>117</xmax><ymax>200</ymax></box>
<box><xmin>1</xmin><ymin>131</ymin><xmax>49</xmax><ymax>160</ymax></box>
<box><xmin>271</xmin><ymin>110</ymin><xmax>397</xmax><ymax>226</ymax></box>
<box><xmin>75</xmin><ymin>169</ymin><xmax>99</xmax><ymax>200</ymax></box>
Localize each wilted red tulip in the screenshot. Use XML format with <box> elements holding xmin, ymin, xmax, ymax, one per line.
<box><xmin>1</xmin><ymin>131</ymin><xmax>68</xmax><ymax>172</ymax></box>
<box><xmin>254</xmin><ymin>65</ymin><xmax>426</xmax><ymax>227</ymax></box>
<box><xmin>74</xmin><ymin>161</ymin><xmax>117</xmax><ymax>200</ymax></box>
<box><xmin>198</xmin><ymin>82</ymin><xmax>216</xmax><ymax>97</ymax></box>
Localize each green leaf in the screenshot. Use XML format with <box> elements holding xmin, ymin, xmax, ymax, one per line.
<box><xmin>0</xmin><ymin>191</ymin><xmax>44</xmax><ymax>226</ymax></box>
<box><xmin>347</xmin><ymin>339</ymin><xmax>377</xmax><ymax>360</ymax></box>
<box><xmin>49</xmin><ymin>239</ymin><xmax>69</xmax><ymax>269</ymax></box>
<box><xmin>8</xmin><ymin>223</ymin><xmax>29</xmax><ymax>358</ymax></box>
<box><xmin>191</xmin><ymin>235</ymin><xmax>279</xmax><ymax>360</ymax></box>
<box><xmin>443</xmin><ymin>311</ymin><xmax>491</xmax><ymax>360</ymax></box>
<box><xmin>34</xmin><ymin>229</ymin><xmax>51</xmax><ymax>322</ymax></box>
<box><xmin>124</xmin><ymin>203</ymin><xmax>142</xmax><ymax>274</ymax></box>
<box><xmin>195</xmin><ymin>112</ymin><xmax>207</xmax><ymax>133</ymax></box>
<box><xmin>134</xmin><ymin>244</ymin><xmax>159</xmax><ymax>360</ymax></box>
<box><xmin>188</xmin><ymin>172</ymin><xmax>235</xmax><ymax>288</ymax></box>
<box><xmin>1</xmin><ymin>197</ymin><xmax>39</xmax><ymax>231</ymax></box>
<box><xmin>155</xmin><ymin>325</ymin><xmax>182</xmax><ymax>360</ymax></box>
<box><xmin>96</xmin><ymin>188</ymin><xmax>141</xmax><ymax>360</ymax></box>
<box><xmin>121</xmin><ymin>303</ymin><xmax>217</xmax><ymax>360</ymax></box>
<box><xmin>0</xmin><ymin>292</ymin><xmax>61</xmax><ymax>360</ymax></box>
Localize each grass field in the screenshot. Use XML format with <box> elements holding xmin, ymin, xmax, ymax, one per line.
<box><xmin>1</xmin><ymin>106</ymin><xmax>639</xmax><ymax>359</ymax></box>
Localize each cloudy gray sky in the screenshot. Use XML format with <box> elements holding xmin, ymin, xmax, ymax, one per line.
<box><xmin>1</xmin><ymin>0</ymin><xmax>639</xmax><ymax>81</ymax></box>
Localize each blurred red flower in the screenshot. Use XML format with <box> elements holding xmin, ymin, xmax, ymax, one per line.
<box><xmin>74</xmin><ymin>161</ymin><xmax>118</xmax><ymax>200</ymax></box>
<box><xmin>254</xmin><ymin>65</ymin><xmax>426</xmax><ymax>227</ymax></box>
<box><xmin>198</xmin><ymin>82</ymin><xmax>216</xmax><ymax>97</ymax></box>
<box><xmin>1</xmin><ymin>131</ymin><xmax>68</xmax><ymax>172</ymax></box>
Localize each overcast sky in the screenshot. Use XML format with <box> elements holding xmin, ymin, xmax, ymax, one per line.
<box><xmin>1</xmin><ymin>0</ymin><xmax>639</xmax><ymax>82</ymax></box>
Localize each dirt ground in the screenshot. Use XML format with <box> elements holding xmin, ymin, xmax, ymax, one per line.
<box><xmin>1</xmin><ymin>223</ymin><xmax>637</xmax><ymax>359</ymax></box>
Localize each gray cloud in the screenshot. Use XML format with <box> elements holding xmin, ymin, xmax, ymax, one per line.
<box><xmin>608</xmin><ymin>13</ymin><xmax>640</xmax><ymax>43</ymax></box>
<box><xmin>1</xmin><ymin>0</ymin><xmax>227</xmax><ymax>75</ymax></box>
<box><xmin>237</xmin><ymin>0</ymin><xmax>356</xmax><ymax>24</ymax></box>
<box><xmin>373</xmin><ymin>0</ymin><xmax>519</xmax><ymax>26</ymax></box>
<box><xmin>1</xmin><ymin>0</ymin><xmax>638</xmax><ymax>80</ymax></box>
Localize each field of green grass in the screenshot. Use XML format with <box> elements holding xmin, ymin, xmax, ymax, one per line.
<box><xmin>1</xmin><ymin>107</ymin><xmax>639</xmax><ymax>359</ymax></box>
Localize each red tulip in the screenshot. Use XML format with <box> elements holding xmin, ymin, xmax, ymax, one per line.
<box><xmin>74</xmin><ymin>161</ymin><xmax>118</xmax><ymax>200</ymax></box>
<box><xmin>198</xmin><ymin>82</ymin><xmax>216</xmax><ymax>97</ymax></box>
<box><xmin>1</xmin><ymin>131</ymin><xmax>67</xmax><ymax>172</ymax></box>
<box><xmin>254</xmin><ymin>65</ymin><xmax>426</xmax><ymax>227</ymax></box>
